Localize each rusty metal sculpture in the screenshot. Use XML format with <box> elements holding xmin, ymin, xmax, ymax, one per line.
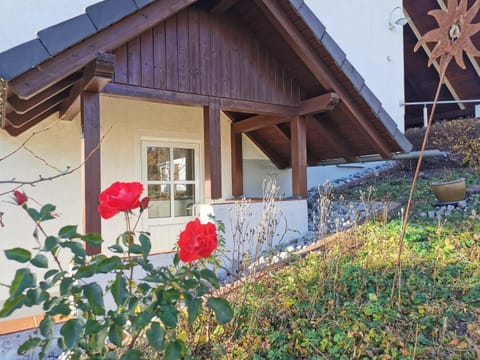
<box><xmin>392</xmin><ymin>0</ymin><xmax>480</xmax><ymax>305</ymax></box>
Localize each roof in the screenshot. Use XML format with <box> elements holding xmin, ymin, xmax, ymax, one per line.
<box><xmin>404</xmin><ymin>0</ymin><xmax>480</xmax><ymax>127</ymax></box>
<box><xmin>0</xmin><ymin>0</ymin><xmax>412</xmax><ymax>166</ymax></box>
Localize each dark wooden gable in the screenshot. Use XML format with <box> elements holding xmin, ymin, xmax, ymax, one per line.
<box><xmin>111</xmin><ymin>5</ymin><xmax>301</xmax><ymax>106</ymax></box>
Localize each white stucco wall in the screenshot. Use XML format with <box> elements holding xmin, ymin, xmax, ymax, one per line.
<box><xmin>306</xmin><ymin>0</ymin><xmax>406</xmax><ymax>131</ymax></box>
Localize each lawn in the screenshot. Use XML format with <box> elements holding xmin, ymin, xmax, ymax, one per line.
<box><xmin>174</xmin><ymin>166</ymin><xmax>480</xmax><ymax>359</ymax></box>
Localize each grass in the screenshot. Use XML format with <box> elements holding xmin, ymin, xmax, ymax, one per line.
<box><xmin>183</xmin><ymin>166</ymin><xmax>480</xmax><ymax>359</ymax></box>
<box><xmin>133</xmin><ymin>166</ymin><xmax>480</xmax><ymax>359</ymax></box>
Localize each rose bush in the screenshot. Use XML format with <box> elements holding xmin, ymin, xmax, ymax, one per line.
<box><xmin>0</xmin><ymin>181</ymin><xmax>232</xmax><ymax>359</ymax></box>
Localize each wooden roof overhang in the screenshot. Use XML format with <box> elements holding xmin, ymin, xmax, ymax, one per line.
<box><xmin>0</xmin><ymin>0</ymin><xmax>411</xmax><ymax>164</ymax></box>
<box><xmin>404</xmin><ymin>0</ymin><xmax>480</xmax><ymax>127</ymax></box>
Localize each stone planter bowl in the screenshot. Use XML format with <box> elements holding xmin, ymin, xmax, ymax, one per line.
<box><xmin>431</xmin><ymin>178</ymin><xmax>466</xmax><ymax>203</ymax></box>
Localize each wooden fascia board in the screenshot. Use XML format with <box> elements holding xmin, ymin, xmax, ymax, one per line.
<box><xmin>232</xmin><ymin>114</ymin><xmax>291</xmax><ymax>133</ymax></box>
<box><xmin>7</xmin><ymin>73</ymin><xmax>82</xmax><ymax>114</ymax></box>
<box><xmin>404</xmin><ymin>7</ymin><xmax>465</xmax><ymax>110</ymax></box>
<box><xmin>299</xmin><ymin>92</ymin><xmax>339</xmax><ymax>115</ymax></box>
<box><xmin>6</xmin><ymin>89</ymin><xmax>69</xmax><ymax>128</ymax></box>
<box><xmin>9</xmin><ymin>0</ymin><xmax>198</xmax><ymax>99</ymax></box>
<box><xmin>59</xmin><ymin>53</ymin><xmax>115</xmax><ymax>121</ymax></box>
<box><xmin>5</xmin><ymin>107</ymin><xmax>57</xmax><ymax>136</ymax></box>
<box><xmin>257</xmin><ymin>0</ymin><xmax>392</xmax><ymax>158</ymax></box>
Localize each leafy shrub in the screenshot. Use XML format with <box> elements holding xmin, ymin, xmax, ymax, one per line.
<box><xmin>405</xmin><ymin>118</ymin><xmax>480</xmax><ymax>167</ymax></box>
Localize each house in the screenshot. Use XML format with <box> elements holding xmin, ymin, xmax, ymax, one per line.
<box><xmin>404</xmin><ymin>0</ymin><xmax>480</xmax><ymax>127</ymax></box>
<box><xmin>0</xmin><ymin>0</ymin><xmax>411</xmax><ymax>334</ymax></box>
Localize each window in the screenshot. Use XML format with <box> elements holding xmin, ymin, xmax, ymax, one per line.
<box><xmin>142</xmin><ymin>141</ymin><xmax>199</xmax><ymax>221</ymax></box>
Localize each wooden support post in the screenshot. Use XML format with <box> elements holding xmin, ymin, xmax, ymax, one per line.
<box><xmin>291</xmin><ymin>116</ymin><xmax>307</xmax><ymax>197</ymax></box>
<box><xmin>231</xmin><ymin>124</ymin><xmax>243</xmax><ymax>196</ymax></box>
<box><xmin>81</xmin><ymin>91</ymin><xmax>101</xmax><ymax>255</ymax></box>
<box><xmin>203</xmin><ymin>98</ymin><xmax>222</xmax><ymax>199</ymax></box>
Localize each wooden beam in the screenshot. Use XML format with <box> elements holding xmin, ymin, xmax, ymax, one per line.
<box><xmin>232</xmin><ymin>114</ymin><xmax>290</xmax><ymax>133</ymax></box>
<box><xmin>404</xmin><ymin>7</ymin><xmax>465</xmax><ymax>110</ymax></box>
<box><xmin>203</xmin><ymin>98</ymin><xmax>222</xmax><ymax>199</ymax></box>
<box><xmin>81</xmin><ymin>91</ymin><xmax>102</xmax><ymax>255</ymax></box>
<box><xmin>290</xmin><ymin>116</ymin><xmax>307</xmax><ymax>197</ymax></box>
<box><xmin>0</xmin><ymin>78</ymin><xmax>7</xmax><ymax>129</ymax></box>
<box><xmin>210</xmin><ymin>0</ymin><xmax>239</xmax><ymax>14</ymax></box>
<box><xmin>10</xmin><ymin>0</ymin><xmax>198</xmax><ymax>99</ymax></box>
<box><xmin>220</xmin><ymin>98</ymin><xmax>298</xmax><ymax>116</ymax></box>
<box><xmin>59</xmin><ymin>53</ymin><xmax>114</xmax><ymax>121</ymax></box>
<box><xmin>299</xmin><ymin>92</ymin><xmax>340</xmax><ymax>116</ymax></box>
<box><xmin>7</xmin><ymin>73</ymin><xmax>82</xmax><ymax>114</ymax></box>
<box><xmin>257</xmin><ymin>0</ymin><xmax>392</xmax><ymax>158</ymax></box>
<box><xmin>231</xmin><ymin>125</ymin><xmax>243</xmax><ymax>196</ymax></box>
<box><xmin>5</xmin><ymin>108</ymin><xmax>57</xmax><ymax>136</ymax></box>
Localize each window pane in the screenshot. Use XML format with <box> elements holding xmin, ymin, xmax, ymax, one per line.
<box><xmin>148</xmin><ymin>184</ymin><xmax>171</xmax><ymax>218</ymax></box>
<box><xmin>147</xmin><ymin>146</ymin><xmax>170</xmax><ymax>181</ymax></box>
<box><xmin>174</xmin><ymin>184</ymin><xmax>194</xmax><ymax>217</ymax></box>
<box><xmin>173</xmin><ymin>148</ymin><xmax>195</xmax><ymax>181</ymax></box>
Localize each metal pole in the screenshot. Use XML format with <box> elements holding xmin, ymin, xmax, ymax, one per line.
<box><xmin>423</xmin><ymin>104</ymin><xmax>428</xmax><ymax>128</ymax></box>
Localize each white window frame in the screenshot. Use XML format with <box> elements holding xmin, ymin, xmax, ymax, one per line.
<box><xmin>141</xmin><ymin>140</ymin><xmax>201</xmax><ymax>225</ymax></box>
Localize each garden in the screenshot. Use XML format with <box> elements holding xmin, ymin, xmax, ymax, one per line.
<box><xmin>1</xmin><ymin>118</ymin><xmax>479</xmax><ymax>359</ymax></box>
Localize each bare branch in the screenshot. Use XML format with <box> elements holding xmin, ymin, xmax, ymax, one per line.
<box><xmin>24</xmin><ymin>146</ymin><xmax>66</xmax><ymax>173</ymax></box>
<box><xmin>0</xmin><ymin>126</ymin><xmax>112</xmax><ymax>196</ymax></box>
<box><xmin>0</xmin><ymin>120</ymin><xmax>61</xmax><ymax>163</ymax></box>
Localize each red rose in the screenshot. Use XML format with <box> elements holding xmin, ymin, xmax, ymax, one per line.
<box><xmin>98</xmin><ymin>182</ymin><xmax>143</xmax><ymax>219</ymax></box>
<box><xmin>140</xmin><ymin>197</ymin><xmax>150</xmax><ymax>212</ymax></box>
<box><xmin>178</xmin><ymin>219</ymin><xmax>218</xmax><ymax>263</ymax></box>
<box><xmin>13</xmin><ymin>191</ymin><xmax>28</xmax><ymax>206</ymax></box>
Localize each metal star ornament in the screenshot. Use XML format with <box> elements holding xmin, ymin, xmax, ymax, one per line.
<box><xmin>414</xmin><ymin>0</ymin><xmax>480</xmax><ymax>73</ymax></box>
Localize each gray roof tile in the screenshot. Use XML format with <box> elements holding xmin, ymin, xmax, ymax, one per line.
<box><xmin>320</xmin><ymin>32</ymin><xmax>346</xmax><ymax>67</ymax></box>
<box><xmin>291</xmin><ymin>0</ymin><xmax>326</xmax><ymax>39</ymax></box>
<box><xmin>341</xmin><ymin>59</ymin><xmax>365</xmax><ymax>92</ymax></box>
<box><xmin>38</xmin><ymin>14</ymin><xmax>97</xmax><ymax>56</ymax></box>
<box><xmin>134</xmin><ymin>0</ymin><xmax>155</xmax><ymax>8</ymax></box>
<box><xmin>360</xmin><ymin>84</ymin><xmax>382</xmax><ymax>114</ymax></box>
<box><xmin>86</xmin><ymin>0</ymin><xmax>138</xmax><ymax>30</ymax></box>
<box><xmin>0</xmin><ymin>39</ymin><xmax>50</xmax><ymax>80</ymax></box>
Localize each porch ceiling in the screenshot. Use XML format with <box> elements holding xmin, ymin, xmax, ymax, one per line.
<box><xmin>0</xmin><ymin>0</ymin><xmax>411</xmax><ymax>167</ymax></box>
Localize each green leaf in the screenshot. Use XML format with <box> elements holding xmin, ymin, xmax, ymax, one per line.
<box><xmin>108</xmin><ymin>324</ymin><xmax>123</xmax><ymax>347</ymax></box>
<box><xmin>25</xmin><ymin>288</ymin><xmax>47</xmax><ymax>306</ymax></box>
<box><xmin>146</xmin><ymin>322</ymin><xmax>165</xmax><ymax>351</ymax></box>
<box><xmin>30</xmin><ymin>254</ymin><xmax>48</xmax><ymax>268</ymax></box>
<box><xmin>74</xmin><ymin>265</ymin><xmax>96</xmax><ymax>279</ymax></box>
<box><xmin>129</xmin><ymin>244</ymin><xmax>143</xmax><ymax>254</ymax></box>
<box><xmin>60</xmin><ymin>277</ymin><xmax>75</xmax><ymax>296</ymax></box>
<box><xmin>111</xmin><ymin>274</ymin><xmax>129</xmax><ymax>307</ymax></box>
<box><xmin>139</xmin><ymin>233</ymin><xmax>151</xmax><ymax>257</ymax></box>
<box><xmin>200</xmin><ymin>268</ymin><xmax>220</xmax><ymax>288</ymax></box>
<box><xmin>0</xmin><ymin>294</ymin><xmax>24</xmax><ymax>317</ymax></box>
<box><xmin>48</xmin><ymin>301</ymin><xmax>71</xmax><ymax>316</ymax></box>
<box><xmin>5</xmin><ymin>248</ymin><xmax>31</xmax><ymax>263</ymax></box>
<box><xmin>44</xmin><ymin>269</ymin><xmax>59</xmax><ymax>280</ymax></box>
<box><xmin>83</xmin><ymin>283</ymin><xmax>104</xmax><ymax>309</ymax></box>
<box><xmin>27</xmin><ymin>208</ymin><xmax>40</xmax><ymax>222</ymax></box>
<box><xmin>60</xmin><ymin>319</ymin><xmax>83</xmax><ymax>349</ymax></box>
<box><xmin>40</xmin><ymin>316</ymin><xmax>54</xmax><ymax>338</ymax></box>
<box><xmin>96</xmin><ymin>256</ymin><xmax>122</xmax><ymax>273</ymax></box>
<box><xmin>62</xmin><ymin>241</ymin><xmax>86</xmax><ymax>260</ymax></box>
<box><xmin>10</xmin><ymin>268</ymin><xmax>36</xmax><ymax>297</ymax></box>
<box><xmin>91</xmin><ymin>326</ymin><xmax>109</xmax><ymax>353</ymax></box>
<box><xmin>165</xmin><ymin>340</ymin><xmax>185</xmax><ymax>360</ymax></box>
<box><xmin>160</xmin><ymin>306</ymin><xmax>178</xmax><ymax>328</ymax></box>
<box><xmin>207</xmin><ymin>297</ymin><xmax>233</xmax><ymax>325</ymax></box>
<box><xmin>18</xmin><ymin>337</ymin><xmax>42</xmax><ymax>355</ymax></box>
<box><xmin>44</xmin><ymin>236</ymin><xmax>59</xmax><ymax>251</ymax></box>
<box><xmin>85</xmin><ymin>319</ymin><xmax>102</xmax><ymax>336</ymax></box>
<box><xmin>108</xmin><ymin>244</ymin><xmax>124</xmax><ymax>254</ymax></box>
<box><xmin>83</xmin><ymin>233</ymin><xmax>103</xmax><ymax>247</ymax></box>
<box><xmin>184</xmin><ymin>293</ymin><xmax>203</xmax><ymax>325</ymax></box>
<box><xmin>120</xmin><ymin>350</ymin><xmax>142</xmax><ymax>360</ymax></box>
<box><xmin>133</xmin><ymin>310</ymin><xmax>154</xmax><ymax>332</ymax></box>
<box><xmin>39</xmin><ymin>204</ymin><xmax>56</xmax><ymax>221</ymax></box>
<box><xmin>59</xmin><ymin>225</ymin><xmax>78</xmax><ymax>239</ymax></box>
